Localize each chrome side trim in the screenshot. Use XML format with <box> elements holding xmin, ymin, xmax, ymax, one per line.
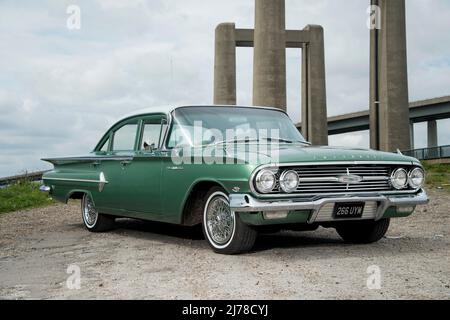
<box><xmin>42</xmin><ymin>156</ymin><xmax>133</xmax><ymax>163</ymax></box>
<box><xmin>44</xmin><ymin>172</ymin><xmax>109</xmax><ymax>193</ymax></box>
<box><xmin>98</xmin><ymin>172</ymin><xmax>107</xmax><ymax>192</ymax></box>
<box><xmin>44</xmin><ymin>177</ymin><xmax>107</xmax><ymax>183</ymax></box>
<box><xmin>249</xmin><ymin>161</ymin><xmax>421</xmax><ymax>198</ymax></box>
<box><xmin>230</xmin><ymin>189</ymin><xmax>429</xmax><ymax>223</ymax></box>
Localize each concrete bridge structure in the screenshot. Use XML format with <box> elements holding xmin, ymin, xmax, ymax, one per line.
<box><xmin>213</xmin><ymin>0</ymin><xmax>429</xmax><ymax>153</ymax></box>
<box><xmin>296</xmin><ymin>96</ymin><xmax>450</xmax><ymax>149</ymax></box>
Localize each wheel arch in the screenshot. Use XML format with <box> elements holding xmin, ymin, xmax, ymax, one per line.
<box><xmin>66</xmin><ymin>189</ymin><xmax>94</xmax><ymax>204</ymax></box>
<box><xmin>181</xmin><ymin>180</ymin><xmax>227</xmax><ymax>226</ymax></box>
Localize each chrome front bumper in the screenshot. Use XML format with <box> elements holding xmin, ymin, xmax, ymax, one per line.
<box><xmin>229</xmin><ymin>190</ymin><xmax>429</xmax><ymax>223</ymax></box>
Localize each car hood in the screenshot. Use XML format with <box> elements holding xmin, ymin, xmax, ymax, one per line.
<box><xmin>226</xmin><ymin>144</ymin><xmax>418</xmax><ymax>165</ymax></box>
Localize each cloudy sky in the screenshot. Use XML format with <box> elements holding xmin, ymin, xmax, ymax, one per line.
<box><xmin>1</xmin><ymin>0</ymin><xmax>449</xmax><ymax>177</ymax></box>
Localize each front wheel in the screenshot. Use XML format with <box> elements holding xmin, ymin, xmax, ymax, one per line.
<box><xmin>335</xmin><ymin>218</ymin><xmax>390</xmax><ymax>244</ymax></box>
<box><xmin>81</xmin><ymin>194</ymin><xmax>115</xmax><ymax>232</ymax></box>
<box><xmin>202</xmin><ymin>187</ymin><xmax>257</xmax><ymax>254</ymax></box>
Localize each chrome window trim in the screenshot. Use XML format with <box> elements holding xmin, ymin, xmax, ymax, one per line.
<box><xmin>160</xmin><ymin>110</ymin><xmax>173</xmax><ymax>151</ymax></box>
<box><xmin>249</xmin><ymin>161</ymin><xmax>422</xmax><ymax>198</ymax></box>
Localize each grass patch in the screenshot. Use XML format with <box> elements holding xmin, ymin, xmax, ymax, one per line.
<box><xmin>0</xmin><ymin>180</ymin><xmax>55</xmax><ymax>214</ymax></box>
<box><xmin>422</xmin><ymin>162</ymin><xmax>450</xmax><ymax>191</ymax></box>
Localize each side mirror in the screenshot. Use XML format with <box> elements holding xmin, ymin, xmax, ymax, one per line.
<box><xmin>143</xmin><ymin>142</ymin><xmax>156</xmax><ymax>152</ymax></box>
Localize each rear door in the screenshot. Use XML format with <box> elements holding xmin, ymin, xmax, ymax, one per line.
<box><xmin>92</xmin><ymin>119</ymin><xmax>139</xmax><ymax>212</ymax></box>
<box><xmin>118</xmin><ymin>115</ymin><xmax>167</xmax><ymax>219</ymax></box>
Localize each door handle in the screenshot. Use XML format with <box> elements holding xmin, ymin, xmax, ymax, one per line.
<box><xmin>92</xmin><ymin>161</ymin><xmax>101</xmax><ymax>168</ymax></box>
<box><xmin>121</xmin><ymin>160</ymin><xmax>132</xmax><ymax>167</ymax></box>
<box><xmin>167</xmin><ymin>166</ymin><xmax>184</xmax><ymax>171</ymax></box>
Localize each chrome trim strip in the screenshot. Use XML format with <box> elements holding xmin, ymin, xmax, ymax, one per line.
<box><xmin>43</xmin><ymin>157</ymin><xmax>133</xmax><ymax>162</ymax></box>
<box><xmin>249</xmin><ymin>161</ymin><xmax>421</xmax><ymax>198</ymax></box>
<box><xmin>44</xmin><ymin>177</ymin><xmax>109</xmax><ymax>184</ymax></box>
<box><xmin>44</xmin><ymin>172</ymin><xmax>109</xmax><ymax>193</ymax></box>
<box><xmin>230</xmin><ymin>189</ymin><xmax>429</xmax><ymax>223</ymax></box>
<box><xmin>98</xmin><ymin>172</ymin><xmax>107</xmax><ymax>192</ymax></box>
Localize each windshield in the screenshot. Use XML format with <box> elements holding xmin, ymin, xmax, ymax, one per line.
<box><xmin>167</xmin><ymin>106</ymin><xmax>306</xmax><ymax>148</ymax></box>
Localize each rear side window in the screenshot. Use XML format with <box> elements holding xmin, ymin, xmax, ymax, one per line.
<box><xmin>112</xmin><ymin>123</ymin><xmax>138</xmax><ymax>151</ymax></box>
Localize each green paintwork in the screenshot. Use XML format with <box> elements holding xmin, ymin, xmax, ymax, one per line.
<box><xmin>42</xmin><ymin>106</ymin><xmax>421</xmax><ymax>226</ymax></box>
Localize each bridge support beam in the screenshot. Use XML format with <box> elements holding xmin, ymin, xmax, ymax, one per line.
<box><xmin>427</xmin><ymin>120</ymin><xmax>438</xmax><ymax>148</ymax></box>
<box><xmin>370</xmin><ymin>0</ymin><xmax>411</xmax><ymax>152</ymax></box>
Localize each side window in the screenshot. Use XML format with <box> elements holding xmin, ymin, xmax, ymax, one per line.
<box><xmin>141</xmin><ymin>119</ymin><xmax>167</xmax><ymax>150</ymax></box>
<box><xmin>112</xmin><ymin>123</ymin><xmax>138</xmax><ymax>151</ymax></box>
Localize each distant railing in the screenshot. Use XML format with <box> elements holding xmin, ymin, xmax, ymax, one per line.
<box><xmin>403</xmin><ymin>145</ymin><xmax>450</xmax><ymax>160</ymax></box>
<box><xmin>0</xmin><ymin>170</ymin><xmax>50</xmax><ymax>186</ymax></box>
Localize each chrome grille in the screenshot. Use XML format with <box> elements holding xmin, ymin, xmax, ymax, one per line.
<box><xmin>272</xmin><ymin>165</ymin><xmax>393</xmax><ymax>194</ymax></box>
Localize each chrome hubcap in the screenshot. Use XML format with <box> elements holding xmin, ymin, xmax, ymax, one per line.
<box><xmin>206</xmin><ymin>196</ymin><xmax>234</xmax><ymax>245</ymax></box>
<box><xmin>83</xmin><ymin>195</ymin><xmax>98</xmax><ymax>227</ymax></box>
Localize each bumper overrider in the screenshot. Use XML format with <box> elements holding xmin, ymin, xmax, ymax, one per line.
<box><xmin>229</xmin><ymin>189</ymin><xmax>429</xmax><ymax>224</ymax></box>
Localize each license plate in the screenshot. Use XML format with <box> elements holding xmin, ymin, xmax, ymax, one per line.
<box><xmin>333</xmin><ymin>202</ymin><xmax>365</xmax><ymax>219</ymax></box>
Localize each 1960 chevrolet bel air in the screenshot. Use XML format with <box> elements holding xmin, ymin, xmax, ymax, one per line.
<box><xmin>41</xmin><ymin>105</ymin><xmax>429</xmax><ymax>254</ymax></box>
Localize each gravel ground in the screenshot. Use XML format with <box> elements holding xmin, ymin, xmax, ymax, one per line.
<box><xmin>0</xmin><ymin>189</ymin><xmax>449</xmax><ymax>300</ymax></box>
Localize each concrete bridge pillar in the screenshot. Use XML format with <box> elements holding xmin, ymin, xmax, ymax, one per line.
<box><xmin>253</xmin><ymin>0</ymin><xmax>287</xmax><ymax>111</ymax></box>
<box><xmin>370</xmin><ymin>0</ymin><xmax>411</xmax><ymax>152</ymax></box>
<box><xmin>301</xmin><ymin>25</ymin><xmax>328</xmax><ymax>146</ymax></box>
<box><xmin>214</xmin><ymin>23</ymin><xmax>237</xmax><ymax>105</ymax></box>
<box><xmin>427</xmin><ymin>120</ymin><xmax>438</xmax><ymax>148</ymax></box>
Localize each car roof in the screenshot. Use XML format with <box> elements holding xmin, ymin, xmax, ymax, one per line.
<box><xmin>118</xmin><ymin>105</ymin><xmax>286</xmax><ymax>122</ymax></box>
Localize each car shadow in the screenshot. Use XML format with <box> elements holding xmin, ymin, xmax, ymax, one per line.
<box><xmin>113</xmin><ymin>218</ymin><xmax>205</xmax><ymax>241</ymax></box>
<box><xmin>253</xmin><ymin>231</ymin><xmax>343</xmax><ymax>252</ymax></box>
<box><xmin>110</xmin><ymin>219</ymin><xmax>349</xmax><ymax>252</ymax></box>
<box><xmin>102</xmin><ymin>219</ymin><xmax>443</xmax><ymax>258</ymax></box>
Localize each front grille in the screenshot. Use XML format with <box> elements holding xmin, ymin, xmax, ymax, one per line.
<box><xmin>269</xmin><ymin>165</ymin><xmax>395</xmax><ymax>194</ymax></box>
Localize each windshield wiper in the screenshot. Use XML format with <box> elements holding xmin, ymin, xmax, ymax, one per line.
<box><xmin>261</xmin><ymin>137</ymin><xmax>293</xmax><ymax>144</ymax></box>
<box><xmin>213</xmin><ymin>138</ymin><xmax>260</xmax><ymax>145</ymax></box>
<box><xmin>261</xmin><ymin>138</ymin><xmax>310</xmax><ymax>145</ymax></box>
<box><xmin>212</xmin><ymin>137</ymin><xmax>310</xmax><ymax>146</ymax></box>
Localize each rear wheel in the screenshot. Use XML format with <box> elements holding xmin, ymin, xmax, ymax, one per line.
<box><xmin>81</xmin><ymin>194</ymin><xmax>115</xmax><ymax>232</ymax></box>
<box><xmin>202</xmin><ymin>187</ymin><xmax>257</xmax><ymax>254</ymax></box>
<box><xmin>335</xmin><ymin>218</ymin><xmax>390</xmax><ymax>244</ymax></box>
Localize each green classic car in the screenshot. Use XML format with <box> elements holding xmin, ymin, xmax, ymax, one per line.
<box><xmin>41</xmin><ymin>105</ymin><xmax>429</xmax><ymax>254</ymax></box>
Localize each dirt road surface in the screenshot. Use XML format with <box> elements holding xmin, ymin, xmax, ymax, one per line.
<box><xmin>1</xmin><ymin>189</ymin><xmax>449</xmax><ymax>300</ymax></box>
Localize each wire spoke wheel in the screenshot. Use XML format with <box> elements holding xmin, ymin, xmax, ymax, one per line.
<box><xmin>82</xmin><ymin>195</ymin><xmax>98</xmax><ymax>228</ymax></box>
<box><xmin>205</xmin><ymin>194</ymin><xmax>235</xmax><ymax>245</ymax></box>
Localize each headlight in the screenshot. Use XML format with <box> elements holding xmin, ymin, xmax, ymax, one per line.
<box><xmin>409</xmin><ymin>167</ymin><xmax>425</xmax><ymax>189</ymax></box>
<box><xmin>255</xmin><ymin>170</ymin><xmax>276</xmax><ymax>193</ymax></box>
<box><xmin>280</xmin><ymin>170</ymin><xmax>299</xmax><ymax>193</ymax></box>
<box><xmin>391</xmin><ymin>168</ymin><xmax>408</xmax><ymax>190</ymax></box>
